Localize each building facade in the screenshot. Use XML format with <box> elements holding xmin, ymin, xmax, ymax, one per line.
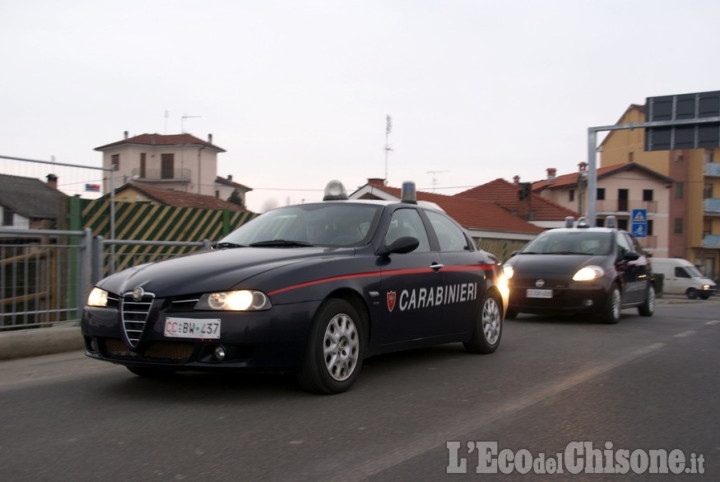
<box><xmin>95</xmin><ymin>132</ymin><xmax>251</xmax><ymax>206</ymax></box>
<box><xmin>599</xmin><ymin>104</ymin><xmax>720</xmax><ymax>279</ymax></box>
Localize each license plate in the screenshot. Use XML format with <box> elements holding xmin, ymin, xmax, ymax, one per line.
<box><xmin>164</xmin><ymin>317</ymin><xmax>221</xmax><ymax>339</ymax></box>
<box><xmin>526</xmin><ymin>289</ymin><xmax>553</xmax><ymax>299</ymax></box>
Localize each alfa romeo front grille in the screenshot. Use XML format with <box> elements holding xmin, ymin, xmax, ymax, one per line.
<box><xmin>121</xmin><ymin>292</ymin><xmax>155</xmax><ymax>348</ymax></box>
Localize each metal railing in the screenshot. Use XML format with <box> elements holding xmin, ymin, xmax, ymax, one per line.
<box><xmin>1</xmin><ymin>227</ymin><xmax>206</xmax><ymax>330</ymax></box>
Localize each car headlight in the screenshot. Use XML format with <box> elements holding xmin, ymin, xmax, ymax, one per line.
<box><xmin>196</xmin><ymin>290</ymin><xmax>271</xmax><ymax>311</ymax></box>
<box><xmin>87</xmin><ymin>287</ymin><xmax>109</xmax><ymax>307</ymax></box>
<box><xmin>502</xmin><ymin>265</ymin><xmax>514</xmax><ymax>280</ymax></box>
<box><xmin>572</xmin><ymin>265</ymin><xmax>605</xmax><ymax>281</ymax></box>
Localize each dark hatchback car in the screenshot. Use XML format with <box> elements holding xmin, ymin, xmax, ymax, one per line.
<box><xmin>81</xmin><ymin>182</ymin><xmax>508</xmax><ymax>393</ymax></box>
<box><xmin>503</xmin><ymin>217</ymin><xmax>654</xmax><ymax>323</ymax></box>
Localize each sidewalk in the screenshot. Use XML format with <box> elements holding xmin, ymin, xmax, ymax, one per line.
<box><xmin>0</xmin><ymin>325</ymin><xmax>84</xmax><ymax>361</ymax></box>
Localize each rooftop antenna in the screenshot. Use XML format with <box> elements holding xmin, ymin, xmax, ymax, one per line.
<box><xmin>427</xmin><ymin>170</ymin><xmax>449</xmax><ymax>192</ymax></box>
<box><xmin>164</xmin><ymin>110</ymin><xmax>169</xmax><ymax>134</ymax></box>
<box><xmin>384</xmin><ymin>114</ymin><xmax>393</xmax><ymax>184</ymax></box>
<box><xmin>181</xmin><ymin>114</ymin><xmax>201</xmax><ymax>133</ymax></box>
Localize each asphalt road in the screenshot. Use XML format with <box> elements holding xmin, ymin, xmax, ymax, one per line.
<box><xmin>1</xmin><ymin>299</ymin><xmax>718</xmax><ymax>481</ymax></box>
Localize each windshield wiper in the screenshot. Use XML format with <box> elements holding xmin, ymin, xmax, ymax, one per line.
<box><xmin>249</xmin><ymin>239</ymin><xmax>314</xmax><ymax>248</ymax></box>
<box><xmin>212</xmin><ymin>242</ymin><xmax>246</xmax><ymax>249</ymax></box>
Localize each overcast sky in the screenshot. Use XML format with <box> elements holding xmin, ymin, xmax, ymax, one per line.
<box><xmin>2</xmin><ymin>0</ymin><xmax>719</xmax><ymax>212</ymax></box>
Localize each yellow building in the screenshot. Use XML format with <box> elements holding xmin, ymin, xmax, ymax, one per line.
<box><xmin>600</xmin><ymin>104</ymin><xmax>720</xmax><ymax>279</ymax></box>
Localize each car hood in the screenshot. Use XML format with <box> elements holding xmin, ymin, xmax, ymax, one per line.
<box><xmin>96</xmin><ymin>246</ymin><xmax>354</xmax><ymax>297</ymax></box>
<box><xmin>505</xmin><ymin>253</ymin><xmax>609</xmax><ymax>277</ymax></box>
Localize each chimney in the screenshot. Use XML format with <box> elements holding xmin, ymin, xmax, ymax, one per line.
<box><xmin>513</xmin><ymin>175</ymin><xmax>520</xmax><ymax>184</ymax></box>
<box><xmin>124</xmin><ymin>131</ymin><xmax>129</xmax><ymax>139</ymax></box>
<box><xmin>578</xmin><ymin>162</ymin><xmax>587</xmax><ymax>173</ymax></box>
<box><xmin>546</xmin><ymin>168</ymin><xmax>556</xmax><ymax>183</ymax></box>
<box><xmin>46</xmin><ymin>174</ymin><xmax>58</xmax><ymax>190</ymax></box>
<box><xmin>227</xmin><ymin>174</ymin><xmax>233</xmax><ymax>182</ymax></box>
<box><xmin>208</xmin><ymin>133</ymin><xmax>213</xmax><ymax>144</ymax></box>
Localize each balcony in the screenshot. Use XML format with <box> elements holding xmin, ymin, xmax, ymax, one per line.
<box><xmin>705</xmin><ymin>162</ymin><xmax>720</xmax><ymax>177</ymax></box>
<box><xmin>704</xmin><ymin>198</ymin><xmax>720</xmax><ymax>214</ymax></box>
<box><xmin>130</xmin><ymin>168</ymin><xmax>192</xmax><ymax>183</ymax></box>
<box><xmin>703</xmin><ymin>235</ymin><xmax>720</xmax><ymax>248</ymax></box>
<box><xmin>596</xmin><ymin>200</ymin><xmax>658</xmax><ymax>214</ymax></box>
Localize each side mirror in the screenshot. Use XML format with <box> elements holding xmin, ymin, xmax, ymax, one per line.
<box><xmin>623</xmin><ymin>251</ymin><xmax>640</xmax><ymax>261</ymax></box>
<box><xmin>377</xmin><ymin>236</ymin><xmax>419</xmax><ymax>256</ymax></box>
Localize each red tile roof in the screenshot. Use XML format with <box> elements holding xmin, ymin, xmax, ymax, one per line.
<box><xmin>455</xmin><ymin>178</ymin><xmax>579</xmax><ymax>221</ymax></box>
<box><xmin>95</xmin><ymin>133</ymin><xmax>225</xmax><ymax>152</ymax></box>
<box><xmin>532</xmin><ymin>162</ymin><xmax>673</xmax><ymax>191</ymax></box>
<box><xmin>114</xmin><ymin>183</ymin><xmax>249</xmax><ymax>212</ymax></box>
<box><xmin>355</xmin><ymin>180</ymin><xmax>544</xmax><ymax>234</ymax></box>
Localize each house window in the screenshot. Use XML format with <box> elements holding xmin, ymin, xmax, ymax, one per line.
<box><xmin>703</xmin><ymin>183</ymin><xmax>713</xmax><ymax>199</ymax></box>
<box><xmin>111</xmin><ymin>154</ymin><xmax>120</xmax><ymax>170</ymax></box>
<box><xmin>618</xmin><ymin>218</ymin><xmax>628</xmax><ymax>231</ymax></box>
<box><xmin>140</xmin><ymin>153</ymin><xmax>147</xmax><ymax>178</ymax></box>
<box><xmin>674</xmin><ymin>182</ymin><xmax>684</xmax><ymax>200</ymax></box>
<box><xmin>569</xmin><ymin>190</ymin><xmax>575</xmax><ymax>202</ymax></box>
<box><xmin>161</xmin><ymin>153</ymin><xmax>174</xmax><ymax>179</ymax></box>
<box><xmin>2</xmin><ymin>209</ymin><xmax>13</xmax><ymax>226</ymax></box>
<box><xmin>647</xmin><ymin>219</ymin><xmax>654</xmax><ymax>236</ymax></box>
<box><xmin>618</xmin><ymin>189</ymin><xmax>629</xmax><ymax>212</ymax></box>
<box><xmin>674</xmin><ymin>218</ymin><xmax>683</xmax><ymax>235</ymax></box>
<box><xmin>643</xmin><ymin>189</ymin><xmax>653</xmax><ymax>202</ymax></box>
<box><xmin>597</xmin><ymin>188</ymin><xmax>605</xmax><ymax>200</ymax></box>
<box><xmin>628</xmin><ymin>152</ymin><xmax>634</xmax><ymax>163</ymax></box>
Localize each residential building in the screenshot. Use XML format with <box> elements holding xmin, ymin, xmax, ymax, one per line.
<box><xmin>600</xmin><ymin>104</ymin><xmax>720</xmax><ymax>278</ymax></box>
<box><xmin>454</xmin><ymin>177</ymin><xmax>580</xmax><ymax>229</ymax></box>
<box><xmin>94</xmin><ymin>132</ymin><xmax>251</xmax><ymax>206</ymax></box>
<box><xmin>532</xmin><ymin>162</ymin><xmax>673</xmax><ymax>257</ymax></box>
<box><xmin>110</xmin><ymin>182</ymin><xmax>250</xmax><ymax>212</ymax></box>
<box><xmin>0</xmin><ymin>173</ymin><xmax>68</xmax><ymax>229</ymax></box>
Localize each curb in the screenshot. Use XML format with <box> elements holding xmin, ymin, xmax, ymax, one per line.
<box><xmin>0</xmin><ymin>325</ymin><xmax>85</xmax><ymax>361</ymax></box>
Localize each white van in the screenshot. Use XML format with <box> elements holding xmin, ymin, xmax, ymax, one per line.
<box><xmin>651</xmin><ymin>258</ymin><xmax>717</xmax><ymax>299</ymax></box>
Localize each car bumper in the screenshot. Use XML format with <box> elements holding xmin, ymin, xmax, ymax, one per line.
<box><xmin>508</xmin><ymin>285</ymin><xmax>609</xmax><ymax>314</ymax></box>
<box><xmin>81</xmin><ymin>301</ymin><xmax>320</xmax><ymax>372</ymax></box>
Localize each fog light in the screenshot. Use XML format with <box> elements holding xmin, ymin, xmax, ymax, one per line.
<box><xmin>583</xmin><ymin>299</ymin><xmax>594</xmax><ymax>307</ymax></box>
<box><xmin>213</xmin><ymin>345</ymin><xmax>226</xmax><ymax>361</ymax></box>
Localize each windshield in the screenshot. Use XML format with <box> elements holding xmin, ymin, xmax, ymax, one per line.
<box><xmin>520</xmin><ymin>231</ymin><xmax>614</xmax><ymax>255</ymax></box>
<box><xmin>685</xmin><ymin>265</ymin><xmax>704</xmax><ymax>278</ymax></box>
<box><xmin>219</xmin><ymin>203</ymin><xmax>382</xmax><ymax>248</ymax></box>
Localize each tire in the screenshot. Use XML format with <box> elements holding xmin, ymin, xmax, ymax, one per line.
<box><xmin>700</xmin><ymin>294</ymin><xmax>710</xmax><ymax>300</ymax></box>
<box><xmin>126</xmin><ymin>366</ymin><xmax>175</xmax><ymax>378</ymax></box>
<box><xmin>686</xmin><ymin>288</ymin><xmax>698</xmax><ymax>300</ymax></box>
<box><xmin>638</xmin><ymin>283</ymin><xmax>655</xmax><ymax>317</ymax></box>
<box><xmin>297</xmin><ymin>299</ymin><xmax>364</xmax><ymax>394</ymax></box>
<box><xmin>601</xmin><ymin>285</ymin><xmax>621</xmax><ymax>324</ymax></box>
<box><xmin>464</xmin><ymin>290</ymin><xmax>503</xmax><ymax>354</ymax></box>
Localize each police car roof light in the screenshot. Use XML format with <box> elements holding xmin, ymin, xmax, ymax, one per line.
<box><xmin>576</xmin><ymin>217</ymin><xmax>590</xmax><ymax>228</ymax></box>
<box><xmin>606</xmin><ymin>215</ymin><xmax>616</xmax><ymax>229</ymax></box>
<box><xmin>401</xmin><ymin>181</ymin><xmax>417</xmax><ymax>204</ymax></box>
<box><xmin>565</xmin><ymin>216</ymin><xmax>575</xmax><ymax>228</ymax></box>
<box><xmin>323</xmin><ymin>180</ymin><xmax>348</xmax><ymax>201</ymax></box>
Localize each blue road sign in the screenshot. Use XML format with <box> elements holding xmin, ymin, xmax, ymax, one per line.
<box><xmin>631</xmin><ymin>209</ymin><xmax>647</xmax><ymax>238</ymax></box>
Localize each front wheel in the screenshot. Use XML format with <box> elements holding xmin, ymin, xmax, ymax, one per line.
<box><xmin>464</xmin><ymin>291</ymin><xmax>503</xmax><ymax>354</ymax></box>
<box><xmin>297</xmin><ymin>299</ymin><xmax>364</xmax><ymax>394</ymax></box>
<box><xmin>601</xmin><ymin>285</ymin><xmax>622</xmax><ymax>324</ymax></box>
<box><xmin>686</xmin><ymin>288</ymin><xmax>698</xmax><ymax>300</ymax></box>
<box><xmin>638</xmin><ymin>283</ymin><xmax>655</xmax><ymax>317</ymax></box>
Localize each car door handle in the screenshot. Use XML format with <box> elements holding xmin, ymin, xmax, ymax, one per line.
<box><xmin>430</xmin><ymin>263</ymin><xmax>444</xmax><ymax>271</ymax></box>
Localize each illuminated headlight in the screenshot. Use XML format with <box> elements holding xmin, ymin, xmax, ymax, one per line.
<box><xmin>497</xmin><ymin>266</ymin><xmax>513</xmax><ymax>299</ymax></box>
<box><xmin>572</xmin><ymin>265</ymin><xmax>605</xmax><ymax>281</ymax></box>
<box><xmin>87</xmin><ymin>287</ymin><xmax>109</xmax><ymax>307</ymax></box>
<box><xmin>702</xmin><ymin>284</ymin><xmax>710</xmax><ymax>290</ymax></box>
<box><xmin>196</xmin><ymin>290</ymin><xmax>271</xmax><ymax>311</ymax></box>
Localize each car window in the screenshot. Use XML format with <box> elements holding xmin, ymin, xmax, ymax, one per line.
<box><xmin>521</xmin><ymin>231</ymin><xmax>613</xmax><ymax>255</ymax></box>
<box><xmin>384</xmin><ymin>208</ymin><xmax>430</xmax><ymax>253</ymax></box>
<box><xmin>616</xmin><ymin>232</ymin><xmax>634</xmax><ymax>258</ymax></box>
<box><xmin>425</xmin><ymin>210</ymin><xmax>471</xmax><ymax>252</ymax></box>
<box><xmin>675</xmin><ymin>267</ymin><xmax>691</xmax><ymax>278</ymax></box>
<box><xmin>221</xmin><ymin>203</ymin><xmax>381</xmax><ymax>247</ymax></box>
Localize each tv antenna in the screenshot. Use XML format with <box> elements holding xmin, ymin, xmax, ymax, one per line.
<box><xmin>384</xmin><ymin>115</ymin><xmax>393</xmax><ymax>183</ymax></box>
<box><xmin>427</xmin><ymin>170</ymin><xmax>449</xmax><ymax>192</ymax></box>
<box><xmin>181</xmin><ymin>114</ymin><xmax>201</xmax><ymax>133</ymax></box>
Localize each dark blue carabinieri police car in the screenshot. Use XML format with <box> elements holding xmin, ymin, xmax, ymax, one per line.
<box><xmin>81</xmin><ymin>181</ymin><xmax>508</xmax><ymax>393</ymax></box>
